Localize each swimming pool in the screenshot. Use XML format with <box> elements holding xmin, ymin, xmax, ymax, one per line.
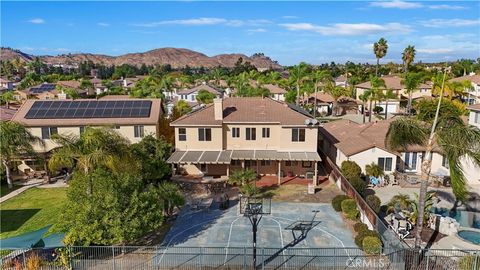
<box><xmin>458</xmin><ymin>230</ymin><xmax>480</xmax><ymax>245</ymax></box>
<box><xmin>431</xmin><ymin>207</ymin><xmax>480</xmax><ymax>229</ymax></box>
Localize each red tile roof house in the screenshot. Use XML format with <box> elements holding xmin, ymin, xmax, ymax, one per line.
<box><xmin>449</xmin><ymin>74</ymin><xmax>480</xmax><ymax>105</ymax></box>
<box><xmin>167</xmin><ymin>97</ymin><xmax>322</xmax><ymax>186</ymax></box>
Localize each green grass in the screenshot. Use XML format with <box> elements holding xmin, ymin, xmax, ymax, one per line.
<box><xmin>0</xmin><ymin>187</ymin><xmax>68</xmax><ymax>239</ymax></box>
<box><xmin>0</xmin><ymin>183</ymin><xmax>21</xmax><ymax>197</ymax></box>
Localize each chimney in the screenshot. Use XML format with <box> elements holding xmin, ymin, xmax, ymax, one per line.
<box><xmin>214</xmin><ymin>98</ymin><xmax>223</xmax><ymax>121</ymax></box>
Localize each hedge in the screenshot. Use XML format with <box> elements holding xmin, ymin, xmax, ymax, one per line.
<box><xmin>341</xmin><ymin>199</ymin><xmax>359</xmax><ymax>220</ymax></box>
<box><xmin>332</xmin><ymin>195</ymin><xmax>349</xmax><ymax>212</ymax></box>
<box><xmin>341</xmin><ymin>161</ymin><xmax>362</xmax><ymax>181</ymax></box>
<box><xmin>355</xmin><ymin>229</ymin><xmax>381</xmax><ymax>249</ymax></box>
<box><xmin>363</xmin><ymin>236</ymin><xmax>382</xmax><ymax>255</ymax></box>
<box><xmin>349</xmin><ymin>177</ymin><xmax>366</xmax><ymax>197</ymax></box>
<box><xmin>353</xmin><ymin>222</ymin><xmax>368</xmax><ymax>233</ymax></box>
<box><xmin>366</xmin><ymin>195</ymin><xmax>381</xmax><ymax>213</ymax></box>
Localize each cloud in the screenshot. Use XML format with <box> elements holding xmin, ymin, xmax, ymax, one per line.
<box><xmin>282</xmin><ymin>16</ymin><xmax>298</xmax><ymax>19</ymax></box>
<box><xmin>246</xmin><ymin>28</ymin><xmax>267</xmax><ymax>34</ymax></box>
<box><xmin>369</xmin><ymin>1</ymin><xmax>423</xmax><ymax>9</ymax></box>
<box><xmin>417</xmin><ymin>48</ymin><xmax>454</xmax><ymax>54</ymax></box>
<box><xmin>428</xmin><ymin>4</ymin><xmax>466</xmax><ymax>10</ymax></box>
<box><xmin>420</xmin><ymin>19</ymin><xmax>480</xmax><ymax>27</ymax></box>
<box><xmin>132</xmin><ymin>18</ymin><xmax>271</xmax><ymax>27</ymax></box>
<box><xmin>279</xmin><ymin>22</ymin><xmax>412</xmax><ymax>36</ymax></box>
<box><xmin>28</xmin><ymin>18</ymin><xmax>45</xmax><ymax>24</ymax></box>
<box><xmin>97</xmin><ymin>22</ymin><xmax>110</xmax><ymax>27</ymax></box>
<box><xmin>55</xmin><ymin>48</ymin><xmax>70</xmax><ymax>52</ymax></box>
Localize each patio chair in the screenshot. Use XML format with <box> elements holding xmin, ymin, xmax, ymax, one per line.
<box><xmin>389</xmin><ymin>218</ymin><xmax>399</xmax><ymax>233</ymax></box>
<box><xmin>398</xmin><ymin>220</ymin><xmax>412</xmax><ymax>239</ymax></box>
<box><xmin>369</xmin><ymin>176</ymin><xmax>379</xmax><ymax>187</ymax></box>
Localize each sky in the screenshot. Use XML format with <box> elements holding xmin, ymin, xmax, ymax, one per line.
<box><xmin>1</xmin><ymin>1</ymin><xmax>479</xmax><ymax>65</ymax></box>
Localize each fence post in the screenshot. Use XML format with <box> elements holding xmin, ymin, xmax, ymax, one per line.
<box><xmin>69</xmin><ymin>246</ymin><xmax>73</xmax><ymax>270</ymax></box>
<box><xmin>22</xmin><ymin>250</ymin><xmax>26</xmax><ymax>268</ymax></box>
<box><xmin>425</xmin><ymin>250</ymin><xmax>429</xmax><ymax>270</ymax></box>
<box><xmin>474</xmin><ymin>252</ymin><xmax>478</xmax><ymax>270</ymax></box>
<box><xmin>261</xmin><ymin>247</ymin><xmax>265</xmax><ymax>270</ymax></box>
<box><xmin>243</xmin><ymin>247</ymin><xmax>247</xmax><ymax>270</ymax></box>
<box><xmin>112</xmin><ymin>246</ymin><xmax>116</xmax><ymax>270</ymax></box>
<box><xmin>199</xmin><ymin>247</ymin><xmax>204</xmax><ymax>270</ymax></box>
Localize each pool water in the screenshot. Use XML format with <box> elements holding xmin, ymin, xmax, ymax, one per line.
<box><xmin>431</xmin><ymin>207</ymin><xmax>480</xmax><ymax>229</ymax></box>
<box><xmin>458</xmin><ymin>230</ymin><xmax>480</xmax><ymax>245</ymax></box>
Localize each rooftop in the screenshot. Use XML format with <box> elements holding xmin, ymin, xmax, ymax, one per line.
<box><xmin>449</xmin><ymin>74</ymin><xmax>480</xmax><ymax>85</ymax></box>
<box><xmin>469</xmin><ymin>103</ymin><xmax>480</xmax><ymax>111</ymax></box>
<box><xmin>177</xmin><ymin>84</ymin><xmax>222</xmax><ymax>95</ymax></box>
<box><xmin>356</xmin><ymin>75</ymin><xmax>431</xmax><ymax>90</ymax></box>
<box><xmin>0</xmin><ymin>106</ymin><xmax>17</xmax><ymax>121</ymax></box>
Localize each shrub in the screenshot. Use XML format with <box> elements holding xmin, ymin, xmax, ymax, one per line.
<box><xmin>366</xmin><ymin>195</ymin><xmax>381</xmax><ymax>213</ymax></box>
<box><xmin>341</xmin><ymin>161</ymin><xmax>362</xmax><ymax>181</ymax></box>
<box><xmin>373</xmin><ymin>106</ymin><xmax>383</xmax><ymax>114</ymax></box>
<box><xmin>459</xmin><ymin>255</ymin><xmax>480</xmax><ymax>270</ymax></box>
<box><xmin>332</xmin><ymin>195</ymin><xmax>349</xmax><ymax>212</ymax></box>
<box><xmin>363</xmin><ymin>236</ymin><xmax>382</xmax><ymax>255</ymax></box>
<box><xmin>349</xmin><ymin>177</ymin><xmax>366</xmax><ymax>197</ymax></box>
<box><xmin>355</xmin><ymin>229</ymin><xmax>380</xmax><ymax>249</ymax></box>
<box><xmin>365</xmin><ymin>163</ymin><xmax>384</xmax><ymax>178</ymax></box>
<box><xmin>353</xmin><ymin>222</ymin><xmax>368</xmax><ymax>233</ymax></box>
<box><xmin>26</xmin><ymin>253</ymin><xmax>43</xmax><ymax>270</ymax></box>
<box><xmin>341</xmin><ymin>199</ymin><xmax>359</xmax><ymax>220</ymax></box>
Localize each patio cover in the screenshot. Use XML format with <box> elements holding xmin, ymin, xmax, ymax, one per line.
<box><xmin>167</xmin><ymin>150</ymin><xmax>321</xmax><ymax>164</ymax></box>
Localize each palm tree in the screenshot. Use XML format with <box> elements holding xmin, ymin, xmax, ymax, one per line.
<box><xmin>386</xmin><ymin>67</ymin><xmax>480</xmax><ymax>248</ymax></box>
<box><xmin>48</xmin><ymin>127</ymin><xmax>136</xmax><ymax>194</ymax></box>
<box><xmin>326</xmin><ymin>86</ymin><xmax>348</xmax><ymax>116</ymax></box>
<box><xmin>0</xmin><ymin>91</ymin><xmax>15</xmax><ymax>109</ymax></box>
<box><xmin>359</xmin><ymin>92</ymin><xmax>370</xmax><ymax>124</ymax></box>
<box><xmin>311</xmin><ymin>70</ymin><xmax>333</xmax><ymax>117</ymax></box>
<box><xmin>402</xmin><ymin>45</ymin><xmax>416</xmax><ymax>73</ymax></box>
<box><xmin>289</xmin><ymin>62</ymin><xmax>309</xmax><ymax>105</ymax></box>
<box><xmin>157</xmin><ymin>182</ymin><xmax>185</xmax><ymax>216</ymax></box>
<box><xmin>402</xmin><ymin>72</ymin><xmax>423</xmax><ymax>115</ymax></box>
<box><xmin>373</xmin><ymin>38</ymin><xmax>388</xmax><ymax>76</ymax></box>
<box><xmin>383</xmin><ymin>89</ymin><xmax>397</xmax><ymax>119</ymax></box>
<box><xmin>0</xmin><ymin>122</ymin><xmax>44</xmax><ymax>189</ymax></box>
<box><xmin>365</xmin><ymin>162</ymin><xmax>384</xmax><ymax>178</ymax></box>
<box><xmin>368</xmin><ymin>76</ymin><xmax>386</xmax><ymax>122</ymax></box>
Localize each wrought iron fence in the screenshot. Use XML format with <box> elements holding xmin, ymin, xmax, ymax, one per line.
<box><xmin>1</xmin><ymin>246</ymin><xmax>478</xmax><ymax>270</ymax></box>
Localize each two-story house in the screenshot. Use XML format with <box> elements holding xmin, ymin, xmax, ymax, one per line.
<box><xmin>167</xmin><ymin>97</ymin><xmax>321</xmax><ymax>185</ymax></box>
<box><xmin>175</xmin><ymin>83</ymin><xmax>223</xmax><ymax>103</ymax></box>
<box><xmin>450</xmin><ymin>74</ymin><xmax>480</xmax><ymax>105</ymax></box>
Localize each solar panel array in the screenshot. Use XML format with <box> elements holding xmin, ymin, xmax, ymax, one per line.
<box><xmin>25</xmin><ymin>100</ymin><xmax>152</xmax><ymax>119</ymax></box>
<box><xmin>30</xmin><ymin>84</ymin><xmax>56</xmax><ymax>94</ymax></box>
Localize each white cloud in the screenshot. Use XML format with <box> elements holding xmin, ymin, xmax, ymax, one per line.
<box><xmin>97</xmin><ymin>22</ymin><xmax>110</xmax><ymax>27</ymax></box>
<box><xmin>369</xmin><ymin>1</ymin><xmax>423</xmax><ymax>9</ymax></box>
<box><xmin>428</xmin><ymin>4</ymin><xmax>466</xmax><ymax>10</ymax></box>
<box><xmin>28</xmin><ymin>18</ymin><xmax>45</xmax><ymax>24</ymax></box>
<box><xmin>55</xmin><ymin>48</ymin><xmax>70</xmax><ymax>52</ymax></box>
<box><xmin>417</xmin><ymin>48</ymin><xmax>454</xmax><ymax>54</ymax></box>
<box><xmin>420</xmin><ymin>19</ymin><xmax>480</xmax><ymax>27</ymax></box>
<box><xmin>132</xmin><ymin>18</ymin><xmax>271</xmax><ymax>27</ymax></box>
<box><xmin>279</xmin><ymin>22</ymin><xmax>412</xmax><ymax>36</ymax></box>
<box><xmin>246</xmin><ymin>28</ymin><xmax>267</xmax><ymax>34</ymax></box>
<box><xmin>282</xmin><ymin>15</ymin><xmax>298</xmax><ymax>19</ymax></box>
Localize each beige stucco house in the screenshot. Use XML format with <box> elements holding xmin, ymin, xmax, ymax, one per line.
<box><xmin>167</xmin><ymin>97</ymin><xmax>321</xmax><ymax>185</ymax></box>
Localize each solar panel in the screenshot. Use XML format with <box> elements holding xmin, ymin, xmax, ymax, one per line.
<box><xmin>25</xmin><ymin>100</ymin><xmax>152</xmax><ymax>119</ymax></box>
<box><xmin>29</xmin><ymin>84</ymin><xmax>56</xmax><ymax>94</ymax></box>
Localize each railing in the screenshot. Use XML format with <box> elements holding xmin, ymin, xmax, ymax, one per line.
<box><xmin>1</xmin><ymin>246</ymin><xmax>478</xmax><ymax>270</ymax></box>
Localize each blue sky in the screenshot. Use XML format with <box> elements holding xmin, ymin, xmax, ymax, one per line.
<box><xmin>2</xmin><ymin>1</ymin><xmax>479</xmax><ymax>65</ymax></box>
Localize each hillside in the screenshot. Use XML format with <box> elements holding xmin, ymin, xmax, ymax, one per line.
<box><xmin>1</xmin><ymin>47</ymin><xmax>281</xmax><ymax>69</ymax></box>
<box><xmin>0</xmin><ymin>48</ymin><xmax>35</xmax><ymax>62</ymax></box>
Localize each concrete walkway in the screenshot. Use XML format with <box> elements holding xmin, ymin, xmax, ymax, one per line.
<box><xmin>0</xmin><ymin>179</ymin><xmax>43</xmax><ymax>203</ymax></box>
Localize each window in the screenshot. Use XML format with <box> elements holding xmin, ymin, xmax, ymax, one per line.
<box><xmin>246</xmin><ymin>128</ymin><xmax>256</xmax><ymax>140</ymax></box>
<box><xmin>232</xmin><ymin>127</ymin><xmax>240</xmax><ymax>138</ymax></box>
<box><xmin>404</xmin><ymin>152</ymin><xmax>418</xmax><ymax>171</ymax></box>
<box><xmin>198</xmin><ymin>128</ymin><xmax>212</xmax><ymax>141</ymax></box>
<box><xmin>190</xmin><ymin>95</ymin><xmax>195</xmax><ymax>101</ymax></box>
<box><xmin>475</xmin><ymin>112</ymin><xmax>480</xmax><ymax>124</ymax></box>
<box><xmin>178</xmin><ymin>128</ymin><xmax>186</xmax><ymax>141</ymax></box>
<box><xmin>113</xmin><ymin>125</ymin><xmax>120</xmax><ymax>129</ymax></box>
<box><xmin>245</xmin><ymin>160</ymin><xmax>257</xmax><ymax>167</ymax></box>
<box><xmin>285</xmin><ymin>161</ymin><xmax>298</xmax><ymax>167</ymax></box>
<box><xmin>134</xmin><ymin>125</ymin><xmax>145</xmax><ymax>138</ymax></box>
<box><xmin>41</xmin><ymin>127</ymin><xmax>58</xmax><ymax>139</ymax></box>
<box><xmin>292</xmin><ymin>128</ymin><xmax>306</xmax><ymax>142</ymax></box>
<box><xmin>260</xmin><ymin>160</ymin><xmax>271</xmax><ymax>166</ymax></box>
<box><xmin>262</xmin><ymin>127</ymin><xmax>270</xmax><ymax>138</ymax></box>
<box><xmin>200</xmin><ymin>164</ymin><xmax>207</xmax><ymax>173</ymax></box>
<box><xmin>79</xmin><ymin>126</ymin><xmax>85</xmax><ymax>135</ymax></box>
<box><xmin>442</xmin><ymin>155</ymin><xmax>450</xmax><ymax>169</ymax></box>
<box><xmin>302</xmin><ymin>161</ymin><xmax>312</xmax><ymax>168</ymax></box>
<box><xmin>378</xmin><ymin>157</ymin><xmax>393</xmax><ymax>172</ymax></box>
<box><xmin>232</xmin><ymin>160</ymin><xmax>241</xmax><ymax>166</ymax></box>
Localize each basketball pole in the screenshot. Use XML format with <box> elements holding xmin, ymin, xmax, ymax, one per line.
<box><xmin>248</xmin><ymin>213</ymin><xmax>262</xmax><ymax>267</ymax></box>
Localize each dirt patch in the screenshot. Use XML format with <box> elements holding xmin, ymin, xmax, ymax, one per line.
<box><xmin>259</xmin><ymin>180</ymin><xmax>343</xmax><ymax>203</ymax></box>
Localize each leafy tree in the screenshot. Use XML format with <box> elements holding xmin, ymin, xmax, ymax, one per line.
<box><xmin>341</xmin><ymin>160</ymin><xmax>362</xmax><ymax>180</ymax></box>
<box><xmin>367</xmin><ymin>76</ymin><xmax>385</xmax><ymax>122</ymax></box>
<box><xmin>373</xmin><ymin>38</ymin><xmax>388</xmax><ymax>76</ymax></box>
<box><xmin>0</xmin><ymin>91</ymin><xmax>15</xmax><ymax>108</ymax></box>
<box><xmin>383</xmin><ymin>89</ymin><xmax>396</xmax><ymax>119</ymax></box>
<box><xmin>386</xmin><ymin>193</ymin><xmax>412</xmax><ymax>213</ymax></box>
<box><xmin>196</xmin><ymin>89</ymin><xmax>216</xmax><ymax>104</ymax></box>
<box><xmin>285</xmin><ymin>90</ymin><xmax>297</xmax><ymax>104</ymax></box>
<box><xmin>60</xmin><ymin>169</ymin><xmax>164</xmax><ymax>245</ymax></box>
<box><xmin>0</xmin><ymin>122</ymin><xmax>43</xmax><ymax>188</ymax></box>
<box><xmin>365</xmin><ymin>163</ymin><xmax>384</xmax><ymax>178</ymax></box>
<box><xmin>409</xmin><ymin>191</ymin><xmax>436</xmax><ymax>224</ymax></box>
<box><xmin>325</xmin><ymin>86</ymin><xmax>348</xmax><ymax>116</ymax></box>
<box><xmin>416</xmin><ymin>98</ymin><xmax>467</xmax><ymax>121</ymax></box>
<box><xmin>311</xmin><ymin>70</ymin><xmax>333</xmax><ymax>117</ymax></box>
<box><xmin>130</xmin><ymin>135</ymin><xmax>173</xmax><ymax>185</ymax></box>
<box><xmin>289</xmin><ymin>62</ymin><xmax>309</xmax><ymax>105</ymax></box>
<box><xmin>63</xmin><ymin>87</ymin><xmax>80</xmax><ymax>100</ymax></box>
<box><xmin>173</xmin><ymin>100</ymin><xmax>192</xmax><ymax>116</ymax></box>
<box><xmin>157</xmin><ymin>181</ymin><xmax>185</xmax><ymax>217</ymax></box>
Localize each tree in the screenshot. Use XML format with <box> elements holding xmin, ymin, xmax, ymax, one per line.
<box><xmin>341</xmin><ymin>160</ymin><xmax>362</xmax><ymax>181</ymax></box>
<box><xmin>359</xmin><ymin>92</ymin><xmax>370</xmax><ymax>124</ymax></box>
<box><xmin>386</xmin><ymin>68</ymin><xmax>480</xmax><ymax>248</ymax></box>
<box><xmin>311</xmin><ymin>70</ymin><xmax>333</xmax><ymax>117</ymax></box>
<box><xmin>0</xmin><ymin>122</ymin><xmax>43</xmax><ymax>189</ymax></box>
<box><xmin>0</xmin><ymin>91</ymin><xmax>15</xmax><ymax>109</ymax></box>
<box><xmin>365</xmin><ymin>163</ymin><xmax>384</xmax><ymax>178</ymax></box>
<box><xmin>196</xmin><ymin>89</ymin><xmax>216</xmax><ymax>104</ymax></box>
<box><xmin>60</xmin><ymin>169</ymin><xmax>165</xmax><ymax>245</ymax></box>
<box><xmin>325</xmin><ymin>86</ymin><xmax>348</xmax><ymax>116</ymax></box>
<box><xmin>403</xmin><ymin>72</ymin><xmax>423</xmax><ymax>115</ymax></box>
<box><xmin>373</xmin><ymin>38</ymin><xmax>388</xmax><ymax>76</ymax></box>
<box><xmin>63</xmin><ymin>87</ymin><xmax>80</xmax><ymax>100</ymax></box>
<box><xmin>368</xmin><ymin>76</ymin><xmax>386</xmax><ymax>122</ymax></box>
<box><xmin>173</xmin><ymin>100</ymin><xmax>192</xmax><ymax>116</ymax></box>
<box><xmin>383</xmin><ymin>89</ymin><xmax>397</xmax><ymax>119</ymax></box>
<box><xmin>157</xmin><ymin>181</ymin><xmax>185</xmax><ymax>216</ymax></box>
<box><xmin>402</xmin><ymin>45</ymin><xmax>416</xmax><ymax>73</ymax></box>
<box><xmin>289</xmin><ymin>62</ymin><xmax>309</xmax><ymax>105</ymax></box>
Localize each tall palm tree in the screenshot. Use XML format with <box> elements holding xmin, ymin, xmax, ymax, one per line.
<box><xmin>326</xmin><ymin>86</ymin><xmax>348</xmax><ymax>116</ymax></box>
<box><xmin>383</xmin><ymin>89</ymin><xmax>397</xmax><ymax>119</ymax></box>
<box><xmin>402</xmin><ymin>45</ymin><xmax>416</xmax><ymax>73</ymax></box>
<box><xmin>289</xmin><ymin>62</ymin><xmax>309</xmax><ymax>105</ymax></box>
<box><xmin>386</xmin><ymin>67</ymin><xmax>480</xmax><ymax>248</ymax></box>
<box><xmin>368</xmin><ymin>76</ymin><xmax>386</xmax><ymax>122</ymax></box>
<box><xmin>312</xmin><ymin>70</ymin><xmax>333</xmax><ymax>117</ymax></box>
<box><xmin>402</xmin><ymin>72</ymin><xmax>423</xmax><ymax>115</ymax></box>
<box><xmin>0</xmin><ymin>122</ymin><xmax>44</xmax><ymax>189</ymax></box>
<box><xmin>359</xmin><ymin>92</ymin><xmax>370</xmax><ymax>124</ymax></box>
<box><xmin>373</xmin><ymin>38</ymin><xmax>388</xmax><ymax>76</ymax></box>
<box><xmin>157</xmin><ymin>182</ymin><xmax>185</xmax><ymax>216</ymax></box>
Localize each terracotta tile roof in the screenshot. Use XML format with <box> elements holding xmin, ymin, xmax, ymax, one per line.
<box><xmin>356</xmin><ymin>75</ymin><xmax>431</xmax><ymax>90</ymax></box>
<box><xmin>449</xmin><ymin>74</ymin><xmax>480</xmax><ymax>85</ymax></box>
<box><xmin>309</xmin><ymin>92</ymin><xmax>334</xmax><ymax>103</ymax></box>
<box><xmin>0</xmin><ymin>106</ymin><xmax>17</xmax><ymax>121</ymax></box>
<box><xmin>335</xmin><ymin>75</ymin><xmax>347</xmax><ymax>82</ymax></box>
<box><xmin>98</xmin><ymin>95</ymin><xmax>132</xmax><ymax>100</ymax></box>
<box><xmin>262</xmin><ymin>84</ymin><xmax>287</xmax><ymax>94</ymax></box>
<box><xmin>57</xmin><ymin>80</ymin><xmax>81</xmax><ymax>89</ymax></box>
<box><xmin>11</xmin><ymin>99</ymin><xmax>163</xmax><ymax>127</ymax></box>
<box><xmin>0</xmin><ymin>78</ymin><xmax>13</xmax><ymax>83</ymax></box>
<box><xmin>171</xmin><ymin>97</ymin><xmax>314</xmax><ymax>126</ymax></box>
<box><xmin>177</xmin><ymin>84</ymin><xmax>222</xmax><ymax>95</ymax></box>
<box><xmin>469</xmin><ymin>103</ymin><xmax>480</xmax><ymax>111</ymax></box>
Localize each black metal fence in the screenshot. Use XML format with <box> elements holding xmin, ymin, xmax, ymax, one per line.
<box><xmin>1</xmin><ymin>246</ymin><xmax>479</xmax><ymax>270</ymax></box>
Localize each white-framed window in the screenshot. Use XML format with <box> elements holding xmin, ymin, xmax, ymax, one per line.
<box><xmin>246</xmin><ymin>128</ymin><xmax>256</xmax><ymax>140</ymax></box>
<box><xmin>475</xmin><ymin>112</ymin><xmax>480</xmax><ymax>124</ymax></box>
<box><xmin>260</xmin><ymin>160</ymin><xmax>271</xmax><ymax>166</ymax></box>
<box><xmin>178</xmin><ymin>128</ymin><xmax>186</xmax><ymax>141</ymax></box>
<box><xmin>404</xmin><ymin>152</ymin><xmax>418</xmax><ymax>171</ymax></box>
<box><xmin>190</xmin><ymin>95</ymin><xmax>195</xmax><ymax>101</ymax></box>
<box><xmin>134</xmin><ymin>125</ymin><xmax>145</xmax><ymax>138</ymax></box>
<box><xmin>198</xmin><ymin>128</ymin><xmax>212</xmax><ymax>141</ymax></box>
<box><xmin>232</xmin><ymin>127</ymin><xmax>240</xmax><ymax>138</ymax></box>
<box><xmin>245</xmin><ymin>160</ymin><xmax>257</xmax><ymax>167</ymax></box>
<box><xmin>378</xmin><ymin>157</ymin><xmax>393</xmax><ymax>172</ymax></box>
<box><xmin>262</xmin><ymin>127</ymin><xmax>270</xmax><ymax>138</ymax></box>
<box><xmin>292</xmin><ymin>128</ymin><xmax>306</xmax><ymax>142</ymax></box>
<box><xmin>41</xmin><ymin>127</ymin><xmax>58</xmax><ymax>139</ymax></box>
<box><xmin>442</xmin><ymin>155</ymin><xmax>450</xmax><ymax>169</ymax></box>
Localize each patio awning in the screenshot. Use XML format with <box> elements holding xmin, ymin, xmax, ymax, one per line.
<box><xmin>167</xmin><ymin>150</ymin><xmax>321</xmax><ymax>164</ymax></box>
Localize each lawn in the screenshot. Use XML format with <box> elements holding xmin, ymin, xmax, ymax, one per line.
<box><xmin>0</xmin><ymin>183</ymin><xmax>21</xmax><ymax>197</ymax></box>
<box><xmin>0</xmin><ymin>187</ymin><xmax>68</xmax><ymax>239</ymax></box>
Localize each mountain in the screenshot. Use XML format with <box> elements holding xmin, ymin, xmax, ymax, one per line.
<box><xmin>0</xmin><ymin>48</ymin><xmax>35</xmax><ymax>62</ymax></box>
<box><xmin>1</xmin><ymin>47</ymin><xmax>281</xmax><ymax>69</ymax></box>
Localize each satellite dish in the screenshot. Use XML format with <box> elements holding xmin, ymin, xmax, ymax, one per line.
<box><xmin>304</xmin><ymin>119</ymin><xmax>311</xmax><ymax>125</ymax></box>
<box><xmin>311</xmin><ymin>119</ymin><xmax>319</xmax><ymax>125</ymax></box>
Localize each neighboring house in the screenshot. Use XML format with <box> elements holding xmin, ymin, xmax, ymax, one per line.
<box><xmin>319</xmin><ymin>119</ymin><xmax>450</xmax><ymax>178</ymax></box>
<box><xmin>262</xmin><ymin>84</ymin><xmax>287</xmax><ymax>101</ymax></box>
<box><xmin>175</xmin><ymin>83</ymin><xmax>223</xmax><ymax>103</ymax></box>
<box><xmin>0</xmin><ymin>78</ymin><xmax>14</xmax><ymax>90</ymax></box>
<box><xmin>56</xmin><ymin>80</ymin><xmax>89</xmax><ymax>97</ymax></box>
<box><xmin>91</xmin><ymin>77</ymin><xmax>108</xmax><ymax>95</ymax></box>
<box><xmin>21</xmin><ymin>83</ymin><xmax>59</xmax><ymax>100</ymax></box>
<box><xmin>468</xmin><ymin>103</ymin><xmax>480</xmax><ymax>129</ymax></box>
<box><xmin>308</xmin><ymin>92</ymin><xmax>334</xmax><ymax>115</ymax></box>
<box><xmin>355</xmin><ymin>75</ymin><xmax>432</xmax><ymax>114</ymax></box>
<box><xmin>0</xmin><ymin>106</ymin><xmax>17</xmax><ymax>121</ymax></box>
<box><xmin>167</xmin><ymin>97</ymin><xmax>321</xmax><ymax>184</ymax></box>
<box><xmin>11</xmin><ymin>99</ymin><xmax>164</xmax><ymax>153</ymax></box>
<box><xmin>464</xmin><ymin>104</ymin><xmax>480</xmax><ymax>185</ymax></box>
<box><xmin>449</xmin><ymin>74</ymin><xmax>480</xmax><ymax>105</ymax></box>
<box><xmin>335</xmin><ymin>75</ymin><xmax>348</xmax><ymax>87</ymax></box>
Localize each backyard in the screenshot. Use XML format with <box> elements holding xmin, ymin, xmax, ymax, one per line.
<box><xmin>0</xmin><ymin>187</ymin><xmax>67</xmax><ymax>239</ymax></box>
